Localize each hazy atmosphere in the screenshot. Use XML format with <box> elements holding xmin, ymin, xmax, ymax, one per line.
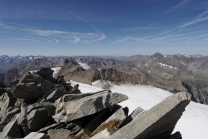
<box><xmin>0</xmin><ymin>0</ymin><xmax>208</xmax><ymax>56</ymax></box>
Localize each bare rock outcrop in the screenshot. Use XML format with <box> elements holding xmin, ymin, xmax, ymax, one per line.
<box><xmin>0</xmin><ymin>92</ymin><xmax>16</xmax><ymax>120</ymax></box>
<box><xmin>53</xmin><ymin>90</ymin><xmax>128</xmax><ymax>123</ymax></box>
<box><xmin>12</xmin><ymin>73</ymin><xmax>54</xmax><ymax>99</ymax></box>
<box><xmin>0</xmin><ymin>69</ymin><xmax>191</xmax><ymax>139</ymax></box>
<box><xmin>73</xmin><ymin>105</ymin><xmax>121</xmax><ymax>139</ymax></box>
<box><xmin>90</xmin><ymin>107</ymin><xmax>128</xmax><ymax>137</ymax></box>
<box><xmin>48</xmin><ymin>129</ymin><xmax>71</xmax><ymax>139</ymax></box>
<box><xmin>108</xmin><ymin>92</ymin><xmax>191</xmax><ymax>139</ymax></box>
<box><xmin>36</xmin><ymin>68</ymin><xmax>54</xmax><ymax>83</ymax></box>
<box><xmin>90</xmin><ymin>128</ymin><xmax>117</xmax><ymax>139</ymax></box>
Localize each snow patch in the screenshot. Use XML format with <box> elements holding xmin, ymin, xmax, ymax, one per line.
<box><xmin>51</xmin><ymin>67</ymin><xmax>62</xmax><ymax>78</ymax></box>
<box><xmin>184</xmin><ymin>54</ymin><xmax>190</xmax><ymax>58</ymax></box>
<box><xmin>69</xmin><ymin>80</ymin><xmax>103</xmax><ymax>93</ymax></box>
<box><xmin>29</xmin><ymin>70</ymin><xmax>38</xmax><ymax>74</ymax></box>
<box><xmin>158</xmin><ymin>63</ymin><xmax>177</xmax><ymax>69</ymax></box>
<box><xmin>180</xmin><ymin>61</ymin><xmax>186</xmax><ymax>66</ymax></box>
<box><xmin>76</xmin><ymin>61</ymin><xmax>91</xmax><ymax>70</ymax></box>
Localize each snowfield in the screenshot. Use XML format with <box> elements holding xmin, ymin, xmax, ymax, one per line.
<box><xmin>70</xmin><ymin>80</ymin><xmax>103</xmax><ymax>93</ymax></box>
<box><xmin>69</xmin><ymin>80</ymin><xmax>208</xmax><ymax>139</ymax></box>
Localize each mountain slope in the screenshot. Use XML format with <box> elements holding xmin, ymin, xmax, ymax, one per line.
<box><xmin>2</xmin><ymin>58</ymin><xmax>58</xmax><ymax>83</ymax></box>
<box><xmin>1</xmin><ymin>53</ymin><xmax>208</xmax><ymax>105</ymax></box>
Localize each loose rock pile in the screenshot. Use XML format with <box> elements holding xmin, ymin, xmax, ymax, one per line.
<box><xmin>0</xmin><ymin>68</ymin><xmax>191</xmax><ymax>139</ymax></box>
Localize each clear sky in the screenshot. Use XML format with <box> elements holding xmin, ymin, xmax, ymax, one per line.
<box><xmin>0</xmin><ymin>0</ymin><xmax>208</xmax><ymax>56</ymax></box>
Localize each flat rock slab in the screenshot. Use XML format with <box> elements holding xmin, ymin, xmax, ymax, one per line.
<box><xmin>53</xmin><ymin>90</ymin><xmax>128</xmax><ymax>123</ymax></box>
<box><xmin>48</xmin><ymin>129</ymin><xmax>71</xmax><ymax>139</ymax></box>
<box><xmin>24</xmin><ymin>132</ymin><xmax>48</xmax><ymax>139</ymax></box>
<box><xmin>73</xmin><ymin>105</ymin><xmax>121</xmax><ymax>139</ymax></box>
<box><xmin>0</xmin><ymin>93</ymin><xmax>16</xmax><ymax>119</ymax></box>
<box><xmin>108</xmin><ymin>92</ymin><xmax>191</xmax><ymax>139</ymax></box>
<box><xmin>91</xmin><ymin>107</ymin><xmax>127</xmax><ymax>137</ymax></box>
<box><xmin>38</xmin><ymin>123</ymin><xmax>61</xmax><ymax>133</ymax></box>
<box><xmin>120</xmin><ymin>106</ymin><xmax>144</xmax><ymax>127</ymax></box>
<box><xmin>45</xmin><ymin>89</ymin><xmax>68</xmax><ymax>103</ymax></box>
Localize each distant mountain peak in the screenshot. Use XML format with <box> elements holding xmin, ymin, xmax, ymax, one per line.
<box><xmin>63</xmin><ymin>59</ymin><xmax>70</xmax><ymax>64</ymax></box>
<box><xmin>152</xmin><ymin>52</ymin><xmax>164</xmax><ymax>58</ymax></box>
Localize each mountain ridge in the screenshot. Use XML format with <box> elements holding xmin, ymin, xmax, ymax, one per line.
<box><xmin>1</xmin><ymin>53</ymin><xmax>208</xmax><ymax>105</ymax></box>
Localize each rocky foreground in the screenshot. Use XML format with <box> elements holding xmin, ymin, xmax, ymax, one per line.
<box><xmin>0</xmin><ymin>68</ymin><xmax>191</xmax><ymax>139</ymax></box>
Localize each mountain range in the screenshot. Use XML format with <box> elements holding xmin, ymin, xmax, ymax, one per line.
<box><xmin>0</xmin><ymin>53</ymin><xmax>208</xmax><ymax>105</ymax></box>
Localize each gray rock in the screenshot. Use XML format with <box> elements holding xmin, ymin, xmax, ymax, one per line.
<box><xmin>26</xmin><ymin>102</ymin><xmax>55</xmax><ymax>117</ymax></box>
<box><xmin>90</xmin><ymin>128</ymin><xmax>117</xmax><ymax>139</ymax></box>
<box><xmin>91</xmin><ymin>107</ymin><xmax>127</xmax><ymax>137</ymax></box>
<box><xmin>18</xmin><ymin>104</ymin><xmax>30</xmax><ymax>136</ymax></box>
<box><xmin>108</xmin><ymin>92</ymin><xmax>191</xmax><ymax>139</ymax></box>
<box><xmin>0</xmin><ymin>93</ymin><xmax>16</xmax><ymax>123</ymax></box>
<box><xmin>48</xmin><ymin>129</ymin><xmax>71</xmax><ymax>139</ymax></box>
<box><xmin>120</xmin><ymin>106</ymin><xmax>144</xmax><ymax>127</ymax></box>
<box><xmin>0</xmin><ymin>108</ymin><xmax>20</xmax><ymax>131</ymax></box>
<box><xmin>13</xmin><ymin>74</ymin><xmax>54</xmax><ymax>99</ymax></box>
<box><xmin>27</xmin><ymin>108</ymin><xmax>51</xmax><ymax>130</ymax></box>
<box><xmin>26</xmin><ymin>103</ymin><xmax>54</xmax><ymax>131</ymax></box>
<box><xmin>38</xmin><ymin>83</ymin><xmax>81</xmax><ymax>103</ymax></box>
<box><xmin>63</xmin><ymin>115</ymin><xmax>96</xmax><ymax>136</ymax></box>
<box><xmin>68</xmin><ymin>84</ymin><xmax>81</xmax><ymax>94</ymax></box>
<box><xmin>20</xmin><ymin>74</ymin><xmax>42</xmax><ymax>84</ymax></box>
<box><xmin>43</xmin><ymin>89</ymin><xmax>69</xmax><ymax>103</ymax></box>
<box><xmin>64</xmin><ymin>123</ymin><xmax>81</xmax><ymax>136</ymax></box>
<box><xmin>73</xmin><ymin>106</ymin><xmax>119</xmax><ymax>139</ymax></box>
<box><xmin>38</xmin><ymin>84</ymin><xmax>80</xmax><ymax>104</ymax></box>
<box><xmin>0</xmin><ymin>134</ymin><xmax>22</xmax><ymax>139</ymax></box>
<box><xmin>53</xmin><ymin>90</ymin><xmax>128</xmax><ymax>123</ymax></box>
<box><xmin>36</xmin><ymin>68</ymin><xmax>54</xmax><ymax>83</ymax></box>
<box><xmin>18</xmin><ymin>102</ymin><xmax>55</xmax><ymax>132</ymax></box>
<box><xmin>24</xmin><ymin>132</ymin><xmax>48</xmax><ymax>139</ymax></box>
<box><xmin>38</xmin><ymin>123</ymin><xmax>61</xmax><ymax>133</ymax></box>
<box><xmin>2</xmin><ymin>119</ymin><xmax>22</xmax><ymax>138</ymax></box>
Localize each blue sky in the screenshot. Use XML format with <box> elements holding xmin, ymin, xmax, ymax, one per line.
<box><xmin>0</xmin><ymin>0</ymin><xmax>208</xmax><ymax>56</ymax></box>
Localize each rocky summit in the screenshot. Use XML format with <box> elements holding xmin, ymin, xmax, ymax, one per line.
<box><xmin>0</xmin><ymin>68</ymin><xmax>190</xmax><ymax>139</ymax></box>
